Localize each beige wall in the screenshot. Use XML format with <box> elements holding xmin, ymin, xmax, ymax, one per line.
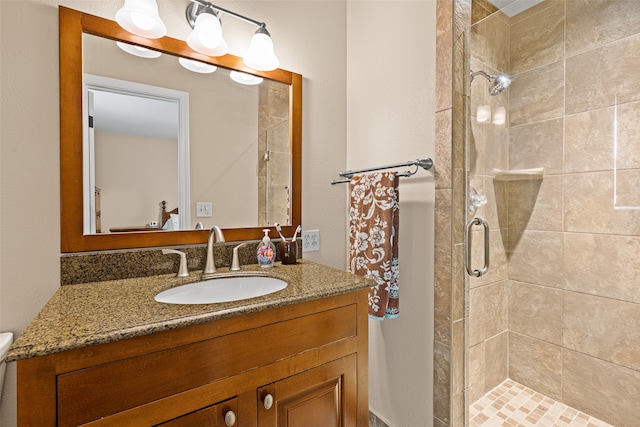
<box><xmin>467</xmin><ymin>1</ymin><xmax>640</xmax><ymax>425</ymax></box>
<box><xmin>0</xmin><ymin>1</ymin><xmax>347</xmax><ymax>425</ymax></box>
<box><xmin>347</xmin><ymin>2</ymin><xmax>436</xmax><ymax>426</ymax></box>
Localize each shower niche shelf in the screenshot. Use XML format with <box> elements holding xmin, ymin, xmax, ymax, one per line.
<box><xmin>492</xmin><ymin>167</ymin><xmax>544</xmax><ymax>181</ymax></box>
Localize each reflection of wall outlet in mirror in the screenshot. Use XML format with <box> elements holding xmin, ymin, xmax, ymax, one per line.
<box><xmin>149</xmin><ymin>221</ymin><xmax>158</xmax><ymax>228</ymax></box>
<box><xmin>196</xmin><ymin>202</ymin><xmax>212</xmax><ymax>218</ymax></box>
<box><xmin>302</xmin><ymin>230</ymin><xmax>320</xmax><ymax>252</ymax></box>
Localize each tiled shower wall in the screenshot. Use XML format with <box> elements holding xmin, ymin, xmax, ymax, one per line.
<box><xmin>258</xmin><ymin>80</ymin><xmax>290</xmax><ymax>226</ymax></box>
<box><xmin>433</xmin><ymin>0</ymin><xmax>469</xmax><ymax>425</ymax></box>
<box><xmin>465</xmin><ymin>1</ymin><xmax>640</xmax><ymax>426</ymax></box>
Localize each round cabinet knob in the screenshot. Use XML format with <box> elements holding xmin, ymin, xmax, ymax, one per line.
<box><xmin>224</xmin><ymin>410</ymin><xmax>237</xmax><ymax>426</ymax></box>
<box><xmin>263</xmin><ymin>393</ymin><xmax>274</xmax><ymax>410</ymax></box>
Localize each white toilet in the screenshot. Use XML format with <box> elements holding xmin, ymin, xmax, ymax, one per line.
<box><xmin>0</xmin><ymin>332</ymin><xmax>13</xmax><ymax>400</ymax></box>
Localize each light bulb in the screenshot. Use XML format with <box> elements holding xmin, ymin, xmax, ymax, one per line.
<box><xmin>230</xmin><ymin>71</ymin><xmax>263</xmax><ymax>85</ymax></box>
<box><xmin>130</xmin><ymin>11</ymin><xmax>156</xmax><ymax>31</ymax></box>
<box><xmin>244</xmin><ymin>27</ymin><xmax>279</xmax><ymax>71</ymax></box>
<box><xmin>116</xmin><ymin>41</ymin><xmax>162</xmax><ymax>58</ymax></box>
<box><xmin>186</xmin><ymin>12</ymin><xmax>228</xmax><ymax>56</ymax></box>
<box><xmin>178</xmin><ymin>58</ymin><xmax>217</xmax><ymax>74</ymax></box>
<box><xmin>115</xmin><ymin>0</ymin><xmax>166</xmax><ymax>39</ymax></box>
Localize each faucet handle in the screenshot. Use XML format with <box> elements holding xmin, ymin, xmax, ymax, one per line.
<box><xmin>162</xmin><ymin>249</ymin><xmax>189</xmax><ymax>277</ymax></box>
<box><xmin>231</xmin><ymin>243</ymin><xmax>249</xmax><ymax>271</ymax></box>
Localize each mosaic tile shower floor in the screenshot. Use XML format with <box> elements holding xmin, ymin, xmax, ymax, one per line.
<box><xmin>469</xmin><ymin>379</ymin><xmax>613</xmax><ymax>427</ymax></box>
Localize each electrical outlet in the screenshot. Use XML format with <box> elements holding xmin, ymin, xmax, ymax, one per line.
<box><xmin>302</xmin><ymin>230</ymin><xmax>320</xmax><ymax>253</ymax></box>
<box><xmin>196</xmin><ymin>202</ymin><xmax>212</xmax><ymax>218</ymax></box>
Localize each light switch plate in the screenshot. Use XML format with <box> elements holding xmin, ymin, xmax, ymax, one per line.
<box><xmin>196</xmin><ymin>202</ymin><xmax>212</xmax><ymax>218</ymax></box>
<box><xmin>302</xmin><ymin>230</ymin><xmax>320</xmax><ymax>252</ymax></box>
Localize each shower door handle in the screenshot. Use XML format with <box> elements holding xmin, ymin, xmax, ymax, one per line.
<box><xmin>465</xmin><ymin>217</ymin><xmax>490</xmax><ymax>277</ymax></box>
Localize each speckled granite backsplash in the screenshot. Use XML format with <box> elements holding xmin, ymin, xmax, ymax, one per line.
<box><xmin>61</xmin><ymin>240</ymin><xmax>302</xmax><ymax>285</ymax></box>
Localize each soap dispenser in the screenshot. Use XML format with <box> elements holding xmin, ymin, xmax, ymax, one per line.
<box><xmin>257</xmin><ymin>229</ymin><xmax>276</xmax><ymax>268</ymax></box>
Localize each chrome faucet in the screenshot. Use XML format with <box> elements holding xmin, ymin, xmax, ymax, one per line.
<box><xmin>203</xmin><ymin>226</ymin><xmax>225</xmax><ymax>276</ymax></box>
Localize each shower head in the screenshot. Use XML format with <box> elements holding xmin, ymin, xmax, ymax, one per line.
<box><xmin>470</xmin><ymin>70</ymin><xmax>512</xmax><ymax>96</ymax></box>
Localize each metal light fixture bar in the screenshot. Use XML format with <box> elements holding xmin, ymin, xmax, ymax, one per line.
<box><xmin>187</xmin><ymin>0</ymin><xmax>266</xmax><ymax>30</ymax></box>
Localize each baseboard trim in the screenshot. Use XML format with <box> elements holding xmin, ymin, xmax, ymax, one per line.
<box><xmin>369</xmin><ymin>410</ymin><xmax>391</xmax><ymax>427</ymax></box>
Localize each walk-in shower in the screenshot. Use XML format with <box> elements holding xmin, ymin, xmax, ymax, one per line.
<box><xmin>463</xmin><ymin>0</ymin><xmax>640</xmax><ymax>426</ymax></box>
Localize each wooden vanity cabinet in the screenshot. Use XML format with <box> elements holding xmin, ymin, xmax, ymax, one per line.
<box><xmin>16</xmin><ymin>290</ymin><xmax>368</xmax><ymax>426</ymax></box>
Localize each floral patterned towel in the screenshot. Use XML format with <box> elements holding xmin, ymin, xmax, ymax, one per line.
<box><xmin>348</xmin><ymin>172</ymin><xmax>400</xmax><ymax>320</ymax></box>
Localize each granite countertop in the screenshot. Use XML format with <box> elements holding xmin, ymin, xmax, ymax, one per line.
<box><xmin>7</xmin><ymin>260</ymin><xmax>372</xmax><ymax>362</ymax></box>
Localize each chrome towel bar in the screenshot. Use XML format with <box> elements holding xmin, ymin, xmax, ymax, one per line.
<box><xmin>330</xmin><ymin>158</ymin><xmax>433</xmax><ymax>185</ymax></box>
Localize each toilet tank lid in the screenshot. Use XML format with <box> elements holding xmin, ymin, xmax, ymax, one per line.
<box><xmin>0</xmin><ymin>333</ymin><xmax>13</xmax><ymax>361</ymax></box>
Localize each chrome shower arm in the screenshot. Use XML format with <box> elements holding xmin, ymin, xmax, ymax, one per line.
<box><xmin>470</xmin><ymin>70</ymin><xmax>494</xmax><ymax>82</ymax></box>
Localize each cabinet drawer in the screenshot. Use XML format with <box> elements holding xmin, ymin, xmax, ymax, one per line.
<box><xmin>155</xmin><ymin>397</ymin><xmax>237</xmax><ymax>427</ymax></box>
<box><xmin>57</xmin><ymin>304</ymin><xmax>357</xmax><ymax>426</ymax></box>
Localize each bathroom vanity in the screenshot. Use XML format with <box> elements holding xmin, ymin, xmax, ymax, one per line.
<box><xmin>8</xmin><ymin>261</ymin><xmax>370</xmax><ymax>426</ymax></box>
<box><xmin>20</xmin><ymin>7</ymin><xmax>370</xmax><ymax>425</ymax></box>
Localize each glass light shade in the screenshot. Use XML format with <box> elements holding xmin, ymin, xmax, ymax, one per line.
<box><xmin>492</xmin><ymin>106</ymin><xmax>506</xmax><ymax>125</ymax></box>
<box><xmin>186</xmin><ymin>12</ymin><xmax>228</xmax><ymax>57</ymax></box>
<box><xmin>476</xmin><ymin>105</ymin><xmax>491</xmax><ymax>123</ymax></box>
<box><xmin>178</xmin><ymin>57</ymin><xmax>217</xmax><ymax>73</ymax></box>
<box><xmin>116</xmin><ymin>41</ymin><xmax>162</xmax><ymax>58</ymax></box>
<box><xmin>115</xmin><ymin>0</ymin><xmax>166</xmax><ymax>39</ymax></box>
<box><xmin>230</xmin><ymin>71</ymin><xmax>263</xmax><ymax>85</ymax></box>
<box><xmin>244</xmin><ymin>30</ymin><xmax>279</xmax><ymax>71</ymax></box>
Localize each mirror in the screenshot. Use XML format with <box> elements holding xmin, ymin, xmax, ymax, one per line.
<box><xmin>60</xmin><ymin>6</ymin><xmax>302</xmax><ymax>252</ymax></box>
<box><xmin>83</xmin><ymin>34</ymin><xmax>292</xmax><ymax>233</ymax></box>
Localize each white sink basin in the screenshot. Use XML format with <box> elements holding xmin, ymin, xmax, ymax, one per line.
<box><xmin>155</xmin><ymin>275</ymin><xmax>288</xmax><ymax>304</ymax></box>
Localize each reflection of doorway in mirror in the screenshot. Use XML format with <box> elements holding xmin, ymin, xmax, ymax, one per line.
<box><xmin>96</xmin><ymin>132</ymin><xmax>177</xmax><ymax>232</ymax></box>
<box><xmin>258</xmin><ymin>80</ymin><xmax>291</xmax><ymax>226</ymax></box>
<box><xmin>82</xmin><ymin>75</ymin><xmax>190</xmax><ymax>234</ymax></box>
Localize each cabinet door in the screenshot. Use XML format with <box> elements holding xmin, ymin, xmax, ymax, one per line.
<box><xmin>257</xmin><ymin>355</ymin><xmax>357</xmax><ymax>427</ymax></box>
<box><xmin>155</xmin><ymin>397</ymin><xmax>238</xmax><ymax>427</ymax></box>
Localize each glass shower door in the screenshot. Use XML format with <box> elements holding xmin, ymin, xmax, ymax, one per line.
<box><xmin>465</xmin><ymin>4</ymin><xmax>548</xmax><ymax>409</ymax></box>
<box><xmin>464</xmin><ymin>5</ymin><xmax>517</xmax><ymax>416</ymax></box>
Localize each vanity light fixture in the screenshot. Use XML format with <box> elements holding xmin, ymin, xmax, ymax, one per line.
<box><xmin>230</xmin><ymin>70</ymin><xmax>264</xmax><ymax>85</ymax></box>
<box><xmin>178</xmin><ymin>57</ymin><xmax>217</xmax><ymax>73</ymax></box>
<box><xmin>115</xmin><ymin>0</ymin><xmax>167</xmax><ymax>39</ymax></box>
<box><xmin>116</xmin><ymin>41</ymin><xmax>162</xmax><ymax>58</ymax></box>
<box><xmin>185</xmin><ymin>0</ymin><xmax>279</xmax><ymax>71</ymax></box>
<box><xmin>116</xmin><ymin>0</ymin><xmax>280</xmax><ymax>73</ymax></box>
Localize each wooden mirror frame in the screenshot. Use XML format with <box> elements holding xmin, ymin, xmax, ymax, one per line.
<box><xmin>60</xmin><ymin>6</ymin><xmax>302</xmax><ymax>253</ymax></box>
